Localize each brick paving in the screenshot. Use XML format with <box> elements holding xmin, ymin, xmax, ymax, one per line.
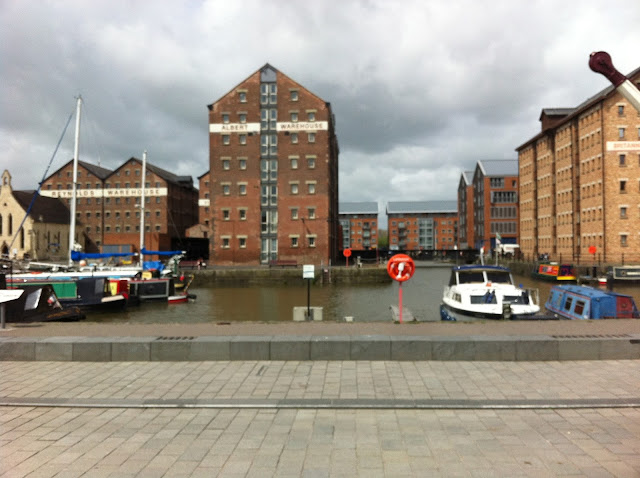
<box><xmin>1</xmin><ymin>360</ymin><xmax>639</xmax><ymax>477</ymax></box>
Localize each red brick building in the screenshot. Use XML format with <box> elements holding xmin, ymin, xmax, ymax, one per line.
<box><xmin>471</xmin><ymin>160</ymin><xmax>519</xmax><ymax>252</ymax></box>
<box><xmin>457</xmin><ymin>171</ymin><xmax>474</xmax><ymax>249</ymax></box>
<box><xmin>40</xmin><ymin>158</ymin><xmax>199</xmax><ymax>257</ymax></box>
<box><xmin>206</xmin><ymin>64</ymin><xmax>340</xmax><ymax>265</ymax></box>
<box><xmin>517</xmin><ymin>67</ymin><xmax>640</xmax><ymax>263</ymax></box>
<box><xmin>338</xmin><ymin>202</ymin><xmax>379</xmax><ymax>250</ymax></box>
<box><xmin>386</xmin><ymin>201</ymin><xmax>458</xmax><ymax>251</ymax></box>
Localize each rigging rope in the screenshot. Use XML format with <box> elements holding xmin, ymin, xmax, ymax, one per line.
<box><xmin>8</xmin><ymin>106</ymin><xmax>76</xmax><ymax>253</ymax></box>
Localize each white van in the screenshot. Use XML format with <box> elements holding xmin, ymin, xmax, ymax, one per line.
<box><xmin>496</xmin><ymin>244</ymin><xmax>520</xmax><ymax>256</ymax></box>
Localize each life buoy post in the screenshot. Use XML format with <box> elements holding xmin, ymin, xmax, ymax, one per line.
<box><xmin>386</xmin><ymin>254</ymin><xmax>415</xmax><ymax>323</ymax></box>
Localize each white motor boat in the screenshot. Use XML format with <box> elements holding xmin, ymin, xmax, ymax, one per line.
<box><xmin>440</xmin><ymin>265</ymin><xmax>540</xmax><ymax>321</ymax></box>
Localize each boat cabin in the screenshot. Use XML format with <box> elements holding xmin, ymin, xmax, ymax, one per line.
<box><xmin>546</xmin><ymin>285</ymin><xmax>639</xmax><ymax>320</ymax></box>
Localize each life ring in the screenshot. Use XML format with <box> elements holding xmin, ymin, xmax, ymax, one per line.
<box><xmin>386</xmin><ymin>254</ymin><xmax>415</xmax><ymax>282</ymax></box>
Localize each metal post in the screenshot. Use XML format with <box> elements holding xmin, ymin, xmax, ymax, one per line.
<box><xmin>307</xmin><ymin>279</ymin><xmax>311</xmax><ymax>320</ymax></box>
<box><xmin>68</xmin><ymin>96</ymin><xmax>82</xmax><ymax>267</ymax></box>
<box><xmin>1</xmin><ymin>304</ymin><xmax>5</xmax><ymax>329</ymax></box>
<box><xmin>398</xmin><ymin>282</ymin><xmax>403</xmax><ymax>324</ymax></box>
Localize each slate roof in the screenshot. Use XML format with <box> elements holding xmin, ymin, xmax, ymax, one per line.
<box><xmin>78</xmin><ymin>160</ymin><xmax>113</xmax><ymax>180</ymax></box>
<box><xmin>539</xmin><ymin>108</ymin><xmax>575</xmax><ymax>120</ymax></box>
<box><xmin>339</xmin><ymin>202</ymin><xmax>378</xmax><ymax>215</ymax></box>
<box><xmin>477</xmin><ymin>159</ymin><xmax>519</xmax><ymax>177</ymax></box>
<box><xmin>386</xmin><ymin>200</ymin><xmax>457</xmax><ymax>215</ymax></box>
<box><xmin>123</xmin><ymin>158</ymin><xmax>194</xmax><ymax>188</ymax></box>
<box><xmin>12</xmin><ymin>191</ymin><xmax>71</xmax><ymax>225</ymax></box>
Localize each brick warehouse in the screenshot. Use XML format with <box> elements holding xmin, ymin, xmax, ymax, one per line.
<box><xmin>40</xmin><ymin>158</ymin><xmax>199</xmax><ymax>258</ymax></box>
<box><xmin>517</xmin><ymin>65</ymin><xmax>640</xmax><ymax>263</ymax></box>
<box><xmin>206</xmin><ymin>64</ymin><xmax>340</xmax><ymax>265</ymax></box>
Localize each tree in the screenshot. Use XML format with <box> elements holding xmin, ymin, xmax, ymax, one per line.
<box><xmin>377</xmin><ymin>229</ymin><xmax>388</xmax><ymax>249</ymax></box>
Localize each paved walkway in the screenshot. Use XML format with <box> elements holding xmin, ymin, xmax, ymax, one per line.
<box><xmin>1</xmin><ymin>360</ymin><xmax>639</xmax><ymax>477</ymax></box>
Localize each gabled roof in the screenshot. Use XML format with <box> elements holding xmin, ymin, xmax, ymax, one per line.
<box><xmin>12</xmin><ymin>191</ymin><xmax>71</xmax><ymax>225</ymax></box>
<box><xmin>538</xmin><ymin>108</ymin><xmax>575</xmax><ymax>120</ymax></box>
<box><xmin>117</xmin><ymin>157</ymin><xmax>194</xmax><ymax>188</ymax></box>
<box><xmin>207</xmin><ymin>63</ymin><xmax>329</xmax><ymax>110</ymax></box>
<box><xmin>78</xmin><ymin>160</ymin><xmax>113</xmax><ymax>180</ymax></box>
<box><xmin>386</xmin><ymin>200</ymin><xmax>457</xmax><ymax>215</ymax></box>
<box><xmin>46</xmin><ymin>159</ymin><xmax>113</xmax><ymax>181</ymax></box>
<box><xmin>477</xmin><ymin>159</ymin><xmax>519</xmax><ymax>177</ymax></box>
<box><xmin>462</xmin><ymin>171</ymin><xmax>473</xmax><ymax>186</ymax></box>
<box><xmin>339</xmin><ymin>202</ymin><xmax>378</xmax><ymax>215</ymax></box>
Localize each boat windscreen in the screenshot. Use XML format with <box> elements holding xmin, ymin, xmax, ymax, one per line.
<box><xmin>485</xmin><ymin>271</ymin><xmax>512</xmax><ymax>283</ymax></box>
<box><xmin>458</xmin><ymin>271</ymin><xmax>485</xmax><ymax>283</ymax></box>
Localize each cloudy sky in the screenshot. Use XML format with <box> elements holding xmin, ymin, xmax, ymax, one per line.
<box><xmin>2</xmin><ymin>0</ymin><xmax>639</xmax><ymax>216</ymax></box>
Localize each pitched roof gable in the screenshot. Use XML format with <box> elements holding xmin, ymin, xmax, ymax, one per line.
<box><xmin>12</xmin><ymin>191</ymin><xmax>71</xmax><ymax>225</ymax></box>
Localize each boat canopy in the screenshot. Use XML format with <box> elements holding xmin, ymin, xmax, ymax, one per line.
<box><xmin>141</xmin><ymin>248</ymin><xmax>184</xmax><ymax>257</ymax></box>
<box><xmin>71</xmin><ymin>251</ymin><xmax>136</xmax><ymax>261</ymax></box>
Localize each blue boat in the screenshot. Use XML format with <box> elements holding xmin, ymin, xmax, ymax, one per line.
<box><xmin>545</xmin><ymin>285</ymin><xmax>640</xmax><ymax>320</ymax></box>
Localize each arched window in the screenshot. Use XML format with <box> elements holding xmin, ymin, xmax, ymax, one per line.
<box><xmin>0</xmin><ymin>214</ymin><xmax>3</xmax><ymax>235</ymax></box>
<box><xmin>8</xmin><ymin>214</ymin><xmax>12</xmax><ymax>235</ymax></box>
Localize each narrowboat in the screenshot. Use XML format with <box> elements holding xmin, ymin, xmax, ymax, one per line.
<box><xmin>545</xmin><ymin>284</ymin><xmax>640</xmax><ymax>320</ymax></box>
<box><xmin>2</xmin><ymin>285</ymin><xmax>85</xmax><ymax>322</ymax></box>
<box><xmin>440</xmin><ymin>265</ymin><xmax>541</xmax><ymax>321</ymax></box>
<box><xmin>532</xmin><ymin>262</ymin><xmax>576</xmax><ymax>282</ymax></box>
<box><xmin>8</xmin><ymin>276</ymin><xmax>127</xmax><ymax>312</ymax></box>
<box><xmin>607</xmin><ymin>265</ymin><xmax>640</xmax><ymax>283</ymax></box>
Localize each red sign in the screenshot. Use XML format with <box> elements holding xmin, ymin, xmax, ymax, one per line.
<box><xmin>589</xmin><ymin>246</ymin><xmax>597</xmax><ymax>255</ymax></box>
<box><xmin>386</xmin><ymin>254</ymin><xmax>415</xmax><ymax>282</ymax></box>
<box><xmin>343</xmin><ymin>248</ymin><xmax>352</xmax><ymax>258</ymax></box>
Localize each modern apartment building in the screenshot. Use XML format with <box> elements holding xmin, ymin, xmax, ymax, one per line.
<box><xmin>206</xmin><ymin>64</ymin><xmax>340</xmax><ymax>265</ymax></box>
<box><xmin>517</xmin><ymin>66</ymin><xmax>640</xmax><ymax>263</ymax></box>
<box><xmin>40</xmin><ymin>158</ymin><xmax>199</xmax><ymax>256</ymax></box>
<box><xmin>457</xmin><ymin>171</ymin><xmax>474</xmax><ymax>249</ymax></box>
<box><xmin>338</xmin><ymin>202</ymin><xmax>378</xmax><ymax>250</ymax></box>
<box><xmin>386</xmin><ymin>201</ymin><xmax>458</xmax><ymax>251</ymax></box>
<box><xmin>472</xmin><ymin>160</ymin><xmax>519</xmax><ymax>252</ymax></box>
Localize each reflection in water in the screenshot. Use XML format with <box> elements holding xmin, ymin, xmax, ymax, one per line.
<box><xmin>84</xmin><ymin>266</ymin><xmax>640</xmax><ymax>324</ymax></box>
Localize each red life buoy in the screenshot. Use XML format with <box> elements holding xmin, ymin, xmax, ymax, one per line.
<box><xmin>386</xmin><ymin>254</ymin><xmax>415</xmax><ymax>282</ymax></box>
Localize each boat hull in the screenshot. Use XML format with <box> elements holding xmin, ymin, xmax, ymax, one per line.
<box><xmin>4</xmin><ymin>285</ymin><xmax>85</xmax><ymax>322</ymax></box>
<box><xmin>440</xmin><ymin>303</ymin><xmax>543</xmax><ymax>321</ymax></box>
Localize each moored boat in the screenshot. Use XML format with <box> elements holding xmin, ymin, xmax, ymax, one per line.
<box><xmin>607</xmin><ymin>265</ymin><xmax>640</xmax><ymax>283</ymax></box>
<box><xmin>2</xmin><ymin>284</ymin><xmax>85</xmax><ymax>322</ymax></box>
<box><xmin>8</xmin><ymin>276</ymin><xmax>126</xmax><ymax>312</ymax></box>
<box><xmin>545</xmin><ymin>284</ymin><xmax>640</xmax><ymax>320</ymax></box>
<box><xmin>532</xmin><ymin>262</ymin><xmax>576</xmax><ymax>282</ymax></box>
<box><xmin>440</xmin><ymin>265</ymin><xmax>541</xmax><ymax>321</ymax></box>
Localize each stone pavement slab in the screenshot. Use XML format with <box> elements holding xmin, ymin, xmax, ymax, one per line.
<box><xmin>1</xmin><ymin>401</ymin><xmax>639</xmax><ymax>476</ymax></box>
<box><xmin>1</xmin><ymin>359</ymin><xmax>639</xmax><ymax>477</ymax></box>
<box><xmin>1</xmin><ymin>360</ymin><xmax>639</xmax><ymax>405</ymax></box>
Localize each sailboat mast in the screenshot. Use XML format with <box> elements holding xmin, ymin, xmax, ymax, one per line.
<box><xmin>139</xmin><ymin>150</ymin><xmax>147</xmax><ymax>259</ymax></box>
<box><xmin>68</xmin><ymin>96</ymin><xmax>82</xmax><ymax>267</ymax></box>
